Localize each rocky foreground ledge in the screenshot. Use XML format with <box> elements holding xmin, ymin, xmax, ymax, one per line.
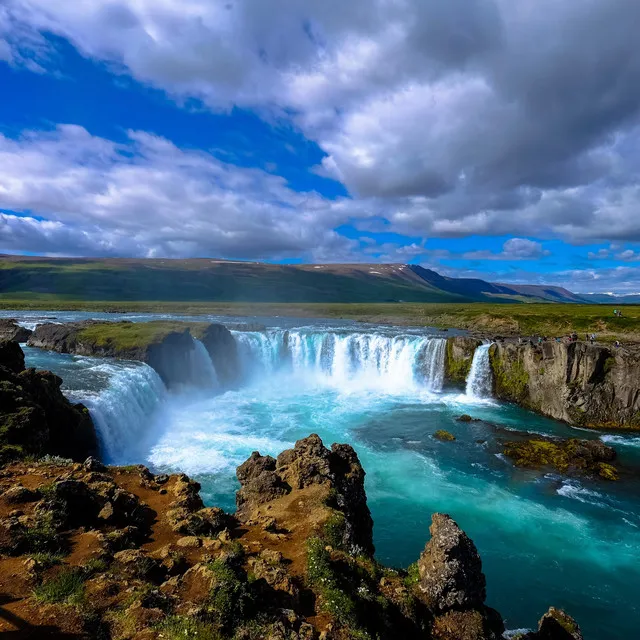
<box><xmin>0</xmin><ymin>434</ymin><xmax>582</xmax><ymax>640</ymax></box>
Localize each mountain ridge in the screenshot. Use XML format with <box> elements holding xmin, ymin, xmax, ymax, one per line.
<box><xmin>0</xmin><ymin>254</ymin><xmax>594</xmax><ymax>304</ymax></box>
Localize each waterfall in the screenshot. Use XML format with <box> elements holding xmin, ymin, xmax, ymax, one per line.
<box><xmin>232</xmin><ymin>330</ymin><xmax>446</xmax><ymax>391</ymax></box>
<box><xmin>68</xmin><ymin>362</ymin><xmax>167</xmax><ymax>463</ymax></box>
<box><xmin>186</xmin><ymin>338</ymin><xmax>219</xmax><ymax>389</ymax></box>
<box><xmin>465</xmin><ymin>344</ymin><xmax>493</xmax><ymax>399</ymax></box>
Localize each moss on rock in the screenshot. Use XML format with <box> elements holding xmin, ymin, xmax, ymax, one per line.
<box><xmin>489</xmin><ymin>345</ymin><xmax>529</xmax><ymax>404</ymax></box>
<box><xmin>434</xmin><ymin>430</ymin><xmax>456</xmax><ymax>441</ymax></box>
<box><xmin>503</xmin><ymin>437</ymin><xmax>618</xmax><ymax>480</ymax></box>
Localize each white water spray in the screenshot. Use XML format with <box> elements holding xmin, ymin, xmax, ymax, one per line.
<box><xmin>233</xmin><ymin>330</ymin><xmax>446</xmax><ymax>391</ymax></box>
<box><xmin>69</xmin><ymin>362</ymin><xmax>167</xmax><ymax>463</ymax></box>
<box><xmin>465</xmin><ymin>344</ymin><xmax>493</xmax><ymax>399</ymax></box>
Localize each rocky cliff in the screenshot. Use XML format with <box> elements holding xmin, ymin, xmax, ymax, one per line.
<box><xmin>444</xmin><ymin>337</ymin><xmax>482</xmax><ymax>385</ymax></box>
<box><xmin>0</xmin><ymin>340</ymin><xmax>98</xmax><ymax>464</ymax></box>
<box><xmin>27</xmin><ymin>320</ymin><xmax>239</xmax><ymax>389</ymax></box>
<box><xmin>0</xmin><ymin>434</ymin><xmax>582</xmax><ymax>640</ymax></box>
<box><xmin>489</xmin><ymin>339</ymin><xmax>640</xmax><ymax>429</ymax></box>
<box><xmin>445</xmin><ymin>336</ymin><xmax>640</xmax><ymax>429</ymax></box>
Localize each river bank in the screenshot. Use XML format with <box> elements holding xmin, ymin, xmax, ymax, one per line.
<box><xmin>1</xmin><ymin>301</ymin><xmax>640</xmax><ymax>343</ymax></box>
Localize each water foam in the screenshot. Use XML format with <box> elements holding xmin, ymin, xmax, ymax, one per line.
<box><xmin>465</xmin><ymin>343</ymin><xmax>493</xmax><ymax>399</ymax></box>
<box><xmin>600</xmin><ymin>434</ymin><xmax>640</xmax><ymax>448</ymax></box>
<box><xmin>67</xmin><ymin>361</ymin><xmax>167</xmax><ymax>463</ymax></box>
<box><xmin>233</xmin><ymin>330</ymin><xmax>446</xmax><ymax>392</ymax></box>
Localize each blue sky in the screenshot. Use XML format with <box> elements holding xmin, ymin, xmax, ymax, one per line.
<box><xmin>1</xmin><ymin>1</ymin><xmax>640</xmax><ymax>293</ymax></box>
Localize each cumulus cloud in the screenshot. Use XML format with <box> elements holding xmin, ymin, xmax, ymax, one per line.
<box><xmin>463</xmin><ymin>237</ymin><xmax>550</xmax><ymax>261</ymax></box>
<box><xmin>0</xmin><ymin>125</ymin><xmax>363</xmax><ymax>259</ymax></box>
<box><xmin>3</xmin><ymin>0</ymin><xmax>640</xmax><ymax>244</ymax></box>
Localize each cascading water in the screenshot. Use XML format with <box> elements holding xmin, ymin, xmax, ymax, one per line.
<box><xmin>233</xmin><ymin>330</ymin><xmax>446</xmax><ymax>391</ymax></box>
<box><xmin>465</xmin><ymin>343</ymin><xmax>493</xmax><ymax>399</ymax></box>
<box><xmin>66</xmin><ymin>362</ymin><xmax>167</xmax><ymax>463</ymax></box>
<box><xmin>185</xmin><ymin>338</ymin><xmax>219</xmax><ymax>389</ymax></box>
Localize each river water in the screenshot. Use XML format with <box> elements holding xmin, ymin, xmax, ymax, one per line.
<box><xmin>6</xmin><ymin>310</ymin><xmax>640</xmax><ymax>639</ymax></box>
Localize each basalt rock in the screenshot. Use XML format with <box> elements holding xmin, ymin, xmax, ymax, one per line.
<box><xmin>520</xmin><ymin>607</ymin><xmax>583</xmax><ymax>640</ymax></box>
<box><xmin>198</xmin><ymin>322</ymin><xmax>241</xmax><ymax>387</ymax></box>
<box><xmin>0</xmin><ymin>319</ymin><xmax>32</xmax><ymax>343</ymax></box>
<box><xmin>236</xmin><ymin>434</ymin><xmax>374</xmax><ymax>555</ymax></box>
<box><xmin>418</xmin><ymin>513</ymin><xmax>486</xmax><ymax>612</ymax></box>
<box><xmin>489</xmin><ymin>339</ymin><xmax>640</xmax><ymax>429</ymax></box>
<box><xmin>0</xmin><ymin>440</ymin><xmax>583</xmax><ymax>640</ymax></box>
<box><xmin>0</xmin><ymin>340</ymin><xmax>97</xmax><ymax>463</ymax></box>
<box><xmin>445</xmin><ymin>337</ymin><xmax>483</xmax><ymax>385</ymax></box>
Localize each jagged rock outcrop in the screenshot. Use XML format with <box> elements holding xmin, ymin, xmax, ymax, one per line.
<box><xmin>416</xmin><ymin>513</ymin><xmax>503</xmax><ymax>640</ymax></box>
<box><xmin>445</xmin><ymin>337</ymin><xmax>482</xmax><ymax>385</ymax></box>
<box><xmin>418</xmin><ymin>513</ymin><xmax>486</xmax><ymax>612</ymax></box>
<box><xmin>521</xmin><ymin>607</ymin><xmax>584</xmax><ymax>640</ymax></box>
<box><xmin>236</xmin><ymin>433</ymin><xmax>374</xmax><ymax>555</ymax></box>
<box><xmin>0</xmin><ymin>340</ymin><xmax>97</xmax><ymax>463</ymax></box>
<box><xmin>0</xmin><ymin>318</ymin><xmax>32</xmax><ymax>342</ymax></box>
<box><xmin>489</xmin><ymin>339</ymin><xmax>640</xmax><ymax>429</ymax></box>
<box><xmin>27</xmin><ymin>320</ymin><xmax>238</xmax><ymax>388</ymax></box>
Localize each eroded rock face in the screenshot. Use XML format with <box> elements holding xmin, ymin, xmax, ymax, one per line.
<box><xmin>445</xmin><ymin>337</ymin><xmax>483</xmax><ymax>385</ymax></box>
<box><xmin>490</xmin><ymin>340</ymin><xmax>640</xmax><ymax>428</ymax></box>
<box><xmin>199</xmin><ymin>323</ymin><xmax>240</xmax><ymax>387</ymax></box>
<box><xmin>0</xmin><ymin>319</ymin><xmax>32</xmax><ymax>343</ymax></box>
<box><xmin>0</xmin><ymin>340</ymin><xmax>97</xmax><ymax>463</ymax></box>
<box><xmin>418</xmin><ymin>513</ymin><xmax>486</xmax><ymax>612</ymax></box>
<box><xmin>236</xmin><ymin>434</ymin><xmax>374</xmax><ymax>555</ymax></box>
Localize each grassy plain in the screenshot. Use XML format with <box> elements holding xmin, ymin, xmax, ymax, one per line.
<box><xmin>2</xmin><ymin>298</ymin><xmax>639</xmax><ymax>341</ymax></box>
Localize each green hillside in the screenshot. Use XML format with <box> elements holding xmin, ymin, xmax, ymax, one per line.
<box><xmin>0</xmin><ymin>257</ymin><xmax>471</xmax><ymax>304</ymax></box>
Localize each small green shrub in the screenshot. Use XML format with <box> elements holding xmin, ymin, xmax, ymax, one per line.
<box><xmin>205</xmin><ymin>559</ymin><xmax>254</xmax><ymax>632</ymax></box>
<box><xmin>323</xmin><ymin>512</ymin><xmax>347</xmax><ymax>549</ymax></box>
<box><xmin>34</xmin><ymin>568</ymin><xmax>85</xmax><ymax>605</ymax></box>
<box><xmin>19</xmin><ymin>513</ymin><xmax>64</xmax><ymax>555</ymax></box>
<box><xmin>156</xmin><ymin>616</ymin><xmax>221</xmax><ymax>640</ymax></box>
<box><xmin>306</xmin><ymin>537</ymin><xmax>359</xmax><ymax>628</ymax></box>
<box><xmin>29</xmin><ymin>552</ymin><xmax>63</xmax><ymax>570</ymax></box>
<box><xmin>403</xmin><ymin>562</ymin><xmax>420</xmax><ymax>587</ymax></box>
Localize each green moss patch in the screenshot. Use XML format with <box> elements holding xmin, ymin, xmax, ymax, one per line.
<box><xmin>434</xmin><ymin>430</ymin><xmax>456</xmax><ymax>441</ymax></box>
<box><xmin>444</xmin><ymin>340</ymin><xmax>473</xmax><ymax>384</ymax></box>
<box><xmin>77</xmin><ymin>321</ymin><xmax>194</xmax><ymax>351</ymax></box>
<box><xmin>489</xmin><ymin>346</ymin><xmax>530</xmax><ymax>403</ymax></box>
<box><xmin>503</xmin><ymin>438</ymin><xmax>618</xmax><ymax>480</ymax></box>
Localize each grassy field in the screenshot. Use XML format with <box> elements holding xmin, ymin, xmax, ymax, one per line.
<box><xmin>2</xmin><ymin>298</ymin><xmax>639</xmax><ymax>341</ymax></box>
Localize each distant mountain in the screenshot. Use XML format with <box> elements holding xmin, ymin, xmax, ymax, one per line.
<box><xmin>407</xmin><ymin>266</ymin><xmax>587</xmax><ymax>303</ymax></box>
<box><xmin>0</xmin><ymin>254</ymin><xmax>599</xmax><ymax>304</ymax></box>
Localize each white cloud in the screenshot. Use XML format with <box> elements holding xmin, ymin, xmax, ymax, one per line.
<box><xmin>2</xmin><ymin>0</ymin><xmax>640</xmax><ymax>250</ymax></box>
<box><xmin>463</xmin><ymin>237</ymin><xmax>550</xmax><ymax>261</ymax></box>
<box><xmin>0</xmin><ymin>125</ymin><xmax>363</xmax><ymax>259</ymax></box>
